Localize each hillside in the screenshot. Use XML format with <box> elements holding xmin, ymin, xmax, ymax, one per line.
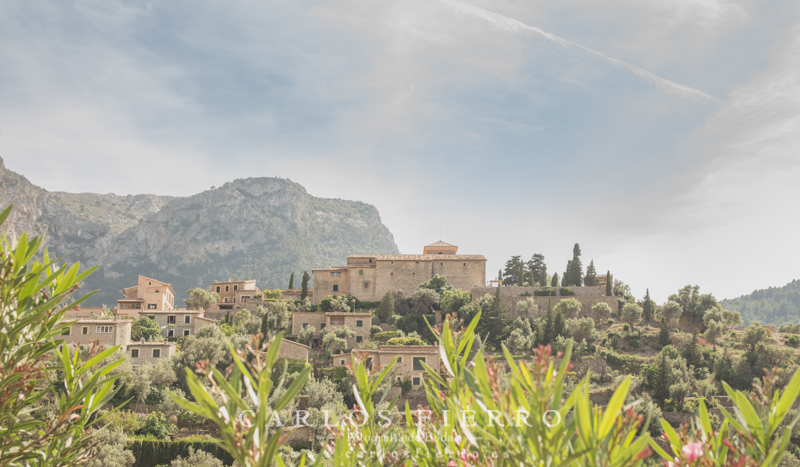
<box><xmin>0</xmin><ymin>157</ymin><xmax>399</xmax><ymax>306</ymax></box>
<box><xmin>720</xmin><ymin>279</ymin><xmax>800</xmax><ymax>324</ymax></box>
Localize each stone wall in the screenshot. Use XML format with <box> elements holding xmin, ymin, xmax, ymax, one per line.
<box><xmin>277</xmin><ymin>340</ymin><xmax>310</xmax><ymax>363</ymax></box>
<box><xmin>470</xmin><ymin>286</ymin><xmax>618</xmax><ymax>318</ymax></box>
<box><xmin>291</xmin><ymin>312</ymin><xmax>326</xmax><ymax>336</ymax></box>
<box><xmin>128</xmin><ymin>342</ymin><xmax>176</xmax><ymax>366</ymax></box>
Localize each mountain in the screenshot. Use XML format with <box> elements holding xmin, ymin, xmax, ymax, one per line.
<box><xmin>0</xmin><ymin>157</ymin><xmax>399</xmax><ymax>306</ymax></box>
<box><xmin>720</xmin><ymin>279</ymin><xmax>800</xmax><ymax>325</ymax></box>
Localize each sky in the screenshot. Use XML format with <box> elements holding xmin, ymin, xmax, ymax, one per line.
<box><xmin>1</xmin><ymin>0</ymin><xmax>799</xmax><ymax>303</ymax></box>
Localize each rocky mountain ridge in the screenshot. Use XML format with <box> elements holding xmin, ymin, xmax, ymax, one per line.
<box><xmin>0</xmin><ymin>157</ymin><xmax>399</xmax><ymax>306</ymax></box>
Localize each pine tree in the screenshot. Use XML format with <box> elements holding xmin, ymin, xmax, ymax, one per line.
<box><xmin>658</xmin><ymin>318</ymin><xmax>671</xmax><ymax>348</ymax></box>
<box><xmin>288</xmin><ymin>272</ymin><xmax>294</xmax><ymax>290</ymax></box>
<box><xmin>605</xmin><ymin>271</ymin><xmax>612</xmax><ymax>296</ymax></box>
<box><xmin>642</xmin><ymin>288</ymin><xmax>655</xmax><ymax>322</ymax></box>
<box><xmin>585</xmin><ymin>260</ymin><xmax>597</xmax><ymax>286</ymax></box>
<box><xmin>551</xmin><ymin>273</ymin><xmax>559</xmax><ymax>287</ymax></box>
<box><xmin>300</xmin><ymin>271</ymin><xmax>310</xmax><ymax>300</ymax></box>
<box><xmin>376</xmin><ymin>291</ymin><xmax>394</xmax><ymax>323</ymax></box>
<box><xmin>502</xmin><ymin>256</ymin><xmax>526</xmax><ymax>286</ymax></box>
<box><xmin>526</xmin><ymin>253</ymin><xmax>547</xmax><ymax>286</ymax></box>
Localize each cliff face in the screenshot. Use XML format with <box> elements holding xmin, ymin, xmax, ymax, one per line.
<box><xmin>0</xmin><ymin>158</ymin><xmax>399</xmax><ymax>306</ymax></box>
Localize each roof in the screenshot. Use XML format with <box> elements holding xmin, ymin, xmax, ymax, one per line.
<box><xmin>425</xmin><ymin>241</ymin><xmax>457</xmax><ymax>248</ymax></box>
<box><xmin>195</xmin><ymin>316</ymin><xmax>218</xmax><ymax>323</ymax></box>
<box><xmin>118</xmin><ymin>298</ymin><xmax>144</xmax><ymax>302</ymax></box>
<box><xmin>278</xmin><ymin>339</ymin><xmax>311</xmax><ymax>350</ymax></box>
<box><xmin>325</xmin><ymin>312</ymin><xmax>373</xmax><ymax>317</ymax></box>
<box><xmin>349</xmin><ymin>254</ymin><xmax>485</xmax><ymax>261</ymax></box>
<box><xmin>69</xmin><ymin>319</ymin><xmax>132</xmax><ymax>324</ymax></box>
<box><xmin>129</xmin><ymin>341</ymin><xmax>176</xmax><ymax>347</ymax></box>
<box><xmin>138</xmin><ymin>310</ymin><xmax>204</xmax><ymax>314</ymax></box>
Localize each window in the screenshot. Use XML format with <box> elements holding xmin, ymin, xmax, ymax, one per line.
<box><xmin>397</xmin><ymin>377</ymin><xmax>401</xmax><ymax>382</ymax></box>
<box><xmin>226</xmin><ymin>285</ymin><xmax>229</xmax><ymax>292</ymax></box>
<box><xmin>356</xmin><ymin>320</ymin><xmax>363</xmax><ymax>327</ymax></box>
<box><xmin>148</xmin><ymin>315</ymin><xmax>155</xmax><ymax>320</ymax></box>
<box><xmin>152</xmin><ymin>349</ymin><xmax>161</xmax><ymax>358</ymax></box>
<box><xmin>397</xmin><ymin>357</ymin><xmax>402</xmax><ymax>363</ymax></box>
<box><xmin>320</xmin><ymin>323</ymin><xmax>326</xmax><ymax>329</ymax></box>
<box><xmin>332</xmin><ymin>284</ymin><xmax>339</xmax><ymax>292</ymax></box>
<box><xmin>232</xmin><ymin>298</ymin><xmax>236</xmax><ymax>303</ymax></box>
<box><xmin>82</xmin><ymin>327</ymin><xmax>88</xmax><ymax>334</ymax></box>
<box><xmin>234</xmin><ymin>285</ymin><xmax>238</xmax><ymax>291</ymax></box>
<box><xmin>62</xmin><ymin>328</ymin><xmax>70</xmax><ymax>336</ymax></box>
<box><xmin>366</xmin><ymin>358</ymin><xmax>373</xmax><ymax>370</ymax></box>
<box><xmin>168</xmin><ymin>330</ymin><xmax>174</xmax><ymax>337</ymax></box>
<box><xmin>184</xmin><ymin>315</ymin><xmax>191</xmax><ymax>324</ymax></box>
<box><xmin>131</xmin><ymin>349</ymin><xmax>139</xmax><ymax>358</ymax></box>
<box><xmin>356</xmin><ymin>336</ymin><xmax>363</xmax><ymax>343</ymax></box>
<box><xmin>363</xmin><ymin>282</ymin><xmax>369</xmax><ymax>289</ymax></box>
<box><xmin>216</xmin><ymin>286</ymin><xmax>220</xmax><ymax>292</ymax></box>
<box><xmin>413</xmin><ymin>357</ymin><xmax>426</xmax><ymax>371</ymax></box>
<box><xmin>148</xmin><ymin>281</ymin><xmax>151</xmax><ymax>285</ymax></box>
<box><xmin>224</xmin><ymin>298</ymin><xmax>229</xmax><ymax>303</ymax></box>
<box><xmin>168</xmin><ymin>315</ymin><xmax>176</xmax><ymax>324</ymax></box>
<box><xmin>302</xmin><ymin>323</ymin><xmax>308</xmax><ymax>329</ymax></box>
<box><xmin>340</xmin><ymin>360</ymin><xmax>345</xmax><ymax>365</ymax></box>
<box><xmin>413</xmin><ymin>377</ymin><xmax>420</xmax><ymax>386</ymax></box>
<box><xmin>359</xmin><ymin>270</ymin><xmax>363</xmax><ymax>276</ymax></box>
<box><xmin>148</xmin><ymin>304</ymin><xmax>157</xmax><ymax>309</ymax></box>
<box><xmin>154</xmin><ymin>290</ymin><xmax>159</xmax><ymax>293</ymax></box>
<box><xmin>440</xmin><ymin>263</ymin><xmax>443</xmax><ymax>266</ymax></box>
<box><xmin>183</xmin><ymin>329</ymin><xmax>190</xmax><ymax>336</ymax></box>
<box><xmin>96</xmin><ymin>326</ymin><xmax>112</xmax><ymax>333</ymax></box>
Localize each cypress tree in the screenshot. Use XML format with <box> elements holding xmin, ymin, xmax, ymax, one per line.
<box><xmin>585</xmin><ymin>260</ymin><xmax>597</xmax><ymax>286</ymax></box>
<box><xmin>642</xmin><ymin>288</ymin><xmax>654</xmax><ymax>322</ymax></box>
<box><xmin>223</xmin><ymin>311</ymin><xmax>231</xmax><ymax>325</ymax></box>
<box><xmin>658</xmin><ymin>318</ymin><xmax>671</xmax><ymax>348</ymax></box>
<box><xmin>605</xmin><ymin>271</ymin><xmax>612</xmax><ymax>296</ymax></box>
<box><xmin>259</xmin><ymin>313</ymin><xmax>269</xmax><ymax>346</ymax></box>
<box><xmin>540</xmin><ymin>307</ymin><xmax>554</xmax><ymax>346</ymax></box>
<box><xmin>683</xmin><ymin>331</ymin><xmax>700</xmax><ymax>369</ymax></box>
<box><xmin>553</xmin><ymin>310</ymin><xmax>565</xmax><ymax>339</ymax></box>
<box><xmin>288</xmin><ymin>272</ymin><xmax>294</xmax><ymax>290</ymax></box>
<box><xmin>300</xmin><ymin>271</ymin><xmax>310</xmax><ymax>300</ymax></box>
<box><xmin>653</xmin><ymin>352</ymin><xmax>672</xmax><ymax>403</ymax></box>
<box><xmin>551</xmin><ymin>273</ymin><xmax>559</xmax><ymax>287</ymax></box>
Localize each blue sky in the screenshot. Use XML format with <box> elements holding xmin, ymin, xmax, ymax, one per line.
<box><xmin>2</xmin><ymin>0</ymin><xmax>799</xmax><ymax>302</ymax></box>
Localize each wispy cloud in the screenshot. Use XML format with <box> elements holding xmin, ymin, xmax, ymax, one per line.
<box><xmin>440</xmin><ymin>0</ymin><xmax>721</xmax><ymax>103</ymax></box>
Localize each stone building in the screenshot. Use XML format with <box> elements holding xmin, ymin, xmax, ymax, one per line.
<box><xmin>276</xmin><ymin>339</ymin><xmax>311</xmax><ymax>363</ymax></box>
<box><xmin>291</xmin><ymin>311</ymin><xmax>372</xmax><ymax>348</ymax></box>
<box><xmin>61</xmin><ymin>318</ymin><xmax>132</xmax><ymax>349</ymax></box>
<box><xmin>209</xmin><ymin>278</ymin><xmax>260</xmax><ymax>313</ymax></box>
<box><xmin>128</xmin><ymin>340</ymin><xmax>177</xmax><ymax>367</ymax></box>
<box><xmin>333</xmin><ymin>345</ymin><xmax>440</xmax><ymax>388</ymax></box>
<box><xmin>115</xmin><ymin>275</ymin><xmax>176</xmax><ymax>318</ymax></box>
<box><xmin>311</xmin><ymin>241</ymin><xmax>486</xmax><ymax>304</ymax></box>
<box><xmin>138</xmin><ymin>309</ymin><xmax>218</xmax><ymax>338</ymax></box>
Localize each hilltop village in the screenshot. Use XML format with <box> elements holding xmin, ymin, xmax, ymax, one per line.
<box><xmin>50</xmin><ymin>240</ymin><xmax>800</xmax><ymax>467</ymax></box>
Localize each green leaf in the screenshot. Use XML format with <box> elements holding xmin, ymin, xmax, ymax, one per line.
<box><xmin>598</xmin><ymin>376</ymin><xmax>630</xmax><ymax>438</ymax></box>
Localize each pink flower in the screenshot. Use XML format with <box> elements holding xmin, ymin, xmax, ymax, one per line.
<box><xmin>682</xmin><ymin>442</ymin><xmax>704</xmax><ymax>463</ymax></box>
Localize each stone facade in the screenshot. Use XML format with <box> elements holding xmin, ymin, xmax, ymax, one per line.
<box><xmin>116</xmin><ymin>275</ymin><xmax>176</xmax><ymax>318</ymax></box>
<box><xmin>333</xmin><ymin>345</ymin><xmax>440</xmax><ymax>387</ymax></box>
<box><xmin>290</xmin><ymin>312</ymin><xmax>373</xmax><ymax>349</ymax></box>
<box><xmin>138</xmin><ymin>310</ymin><xmax>215</xmax><ymax>338</ymax></box>
<box><xmin>209</xmin><ymin>279</ymin><xmax>259</xmax><ymax>311</ymax></box>
<box><xmin>469</xmin><ymin>286</ymin><xmax>619</xmax><ymax>317</ymax></box>
<box><xmin>277</xmin><ymin>339</ymin><xmax>311</xmax><ymax>363</ymax></box>
<box><xmin>312</xmin><ymin>242</ymin><xmax>486</xmax><ymax>304</ymax></box>
<box><xmin>61</xmin><ymin>318</ymin><xmax>132</xmax><ymax>350</ymax></box>
<box><xmin>127</xmin><ymin>341</ymin><xmax>176</xmax><ymax>366</ymax></box>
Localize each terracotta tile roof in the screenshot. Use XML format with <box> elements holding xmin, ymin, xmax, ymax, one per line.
<box><xmin>366</xmin><ymin>254</ymin><xmax>485</xmax><ymax>261</ymax></box>
<box><xmin>68</xmin><ymin>319</ymin><xmax>132</xmax><ymax>324</ymax></box>
<box><xmin>325</xmin><ymin>312</ymin><xmax>373</xmax><ymax>317</ymax></box>
<box><xmin>425</xmin><ymin>241</ymin><xmax>457</xmax><ymax>247</ymax></box>
<box><xmin>129</xmin><ymin>341</ymin><xmax>176</xmax><ymax>347</ymax></box>
<box><xmin>138</xmin><ymin>310</ymin><xmax>204</xmax><ymax>314</ymax></box>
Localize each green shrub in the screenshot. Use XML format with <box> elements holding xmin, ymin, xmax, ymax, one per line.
<box><xmin>786</xmin><ymin>335</ymin><xmax>800</xmax><ymax>348</ymax></box>
<box><xmin>373</xmin><ymin>331</ymin><xmax>399</xmax><ymax>340</ymax></box>
<box><xmin>386</xmin><ymin>336</ymin><xmax>426</xmax><ymax>346</ymax></box>
<box><xmin>103</xmin><ymin>410</ymin><xmax>143</xmax><ymax>435</ymax></box>
<box><xmin>127</xmin><ymin>439</ymin><xmax>233</xmax><ymax>467</ymax></box>
<box><xmin>261</xmin><ymin>289</ymin><xmax>282</xmax><ymax>299</ymax></box>
<box><xmin>534</xmin><ymin>288</ymin><xmax>556</xmax><ymax>296</ymax></box>
<box><xmin>623</xmin><ymin>323</ymin><xmax>631</xmax><ymax>332</ymax></box>
<box><xmin>136</xmin><ymin>412</ymin><xmax>177</xmax><ymax>440</ymax></box>
<box><xmin>559</xmin><ymin>287</ymin><xmax>575</xmax><ymax>296</ymax></box>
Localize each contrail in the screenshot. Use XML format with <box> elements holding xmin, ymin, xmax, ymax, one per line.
<box><xmin>440</xmin><ymin>0</ymin><xmax>720</xmax><ymax>103</ymax></box>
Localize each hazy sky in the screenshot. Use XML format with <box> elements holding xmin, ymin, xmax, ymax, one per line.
<box><xmin>2</xmin><ymin>0</ymin><xmax>799</xmax><ymax>302</ymax></box>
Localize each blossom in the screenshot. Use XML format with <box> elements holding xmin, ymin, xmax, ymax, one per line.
<box><xmin>681</xmin><ymin>442</ymin><xmax>704</xmax><ymax>463</ymax></box>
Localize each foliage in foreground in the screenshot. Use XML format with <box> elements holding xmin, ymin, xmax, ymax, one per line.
<box><xmin>0</xmin><ymin>205</ymin><xmax>126</xmax><ymax>467</ymax></box>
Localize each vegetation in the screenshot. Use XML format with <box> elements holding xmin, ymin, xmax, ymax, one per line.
<box><xmin>184</xmin><ymin>288</ymin><xmax>219</xmax><ymax>312</ymax></box>
<box><xmin>721</xmin><ymin>279</ymin><xmax>800</xmax><ymax>324</ymax></box>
